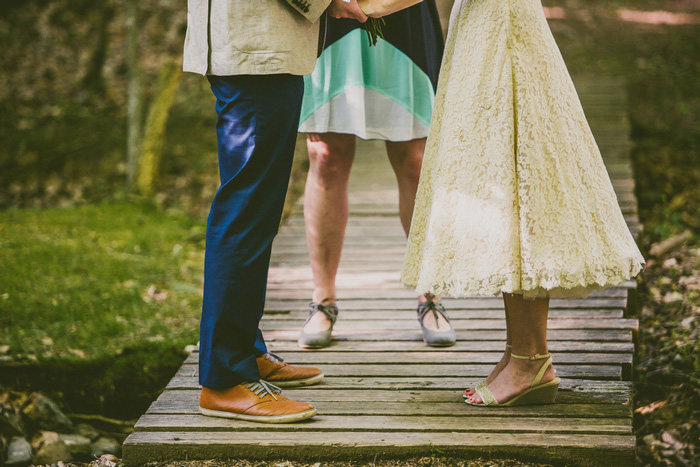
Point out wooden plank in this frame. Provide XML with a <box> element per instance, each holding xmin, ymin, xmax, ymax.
<box><xmin>178</xmin><ymin>340</ymin><xmax>636</xmax><ymax>353</ymax></box>
<box><xmin>184</xmin><ymin>351</ymin><xmax>632</xmax><ymax>366</ymax></box>
<box><xmin>263</xmin><ymin>297</ymin><xmax>630</xmax><ymax>310</ymax></box>
<box><xmin>263</xmin><ymin>287</ymin><xmax>631</xmax><ymax>300</ymax></box>
<box><xmin>166</xmin><ymin>376</ymin><xmax>630</xmax><ymax>391</ymax></box>
<box><xmin>263</xmin><ymin>308</ymin><xmax>627</xmax><ymax>319</ymax></box>
<box><xmin>259</xmin><ymin>318</ymin><xmax>639</xmax><ymax>331</ymax></box>
<box><xmin>156</xmin><ymin>384</ymin><xmax>631</xmax><ymax>403</ymax></box>
<box><xmin>259</xmin><ymin>328</ymin><xmax>634</xmax><ymax>342</ymax></box>
<box><xmin>147</xmin><ymin>391</ymin><xmax>631</xmax><ymax>416</ymax></box>
<box><xmin>133</xmin><ymin>414</ymin><xmax>631</xmax><ymax>434</ymax></box>
<box><xmin>147</xmin><ymin>400</ymin><xmax>630</xmax><ymax>418</ymax></box>
<box><xmin>175</xmin><ymin>363</ymin><xmax>621</xmax><ymax>380</ymax></box>
<box><xmin>262</xmin><ymin>340</ymin><xmax>635</xmax><ymax>353</ymax></box>
<box><xmin>122</xmin><ymin>431</ymin><xmax>635</xmax><ymax>467</ymax></box>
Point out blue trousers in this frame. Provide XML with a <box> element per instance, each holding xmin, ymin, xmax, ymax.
<box><xmin>199</xmin><ymin>74</ymin><xmax>304</xmax><ymax>389</ymax></box>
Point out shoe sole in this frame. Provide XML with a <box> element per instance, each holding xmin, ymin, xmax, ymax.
<box><xmin>199</xmin><ymin>406</ymin><xmax>317</xmax><ymax>424</ymax></box>
<box><xmin>297</xmin><ymin>341</ymin><xmax>331</xmax><ymax>349</ymax></box>
<box><xmin>424</xmin><ymin>339</ymin><xmax>456</xmax><ymax>348</ymax></box>
<box><xmin>269</xmin><ymin>373</ymin><xmax>325</xmax><ymax>388</ymax></box>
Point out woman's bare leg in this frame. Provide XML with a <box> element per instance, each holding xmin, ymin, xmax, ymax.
<box><xmin>386</xmin><ymin>138</ymin><xmax>449</xmax><ymax>331</ymax></box>
<box><xmin>467</xmin><ymin>293</ymin><xmax>556</xmax><ymax>404</ymax></box>
<box><xmin>465</xmin><ymin>297</ymin><xmax>512</xmax><ymax>395</ymax></box>
<box><xmin>302</xmin><ymin>133</ymin><xmax>356</xmax><ymax>333</ymax></box>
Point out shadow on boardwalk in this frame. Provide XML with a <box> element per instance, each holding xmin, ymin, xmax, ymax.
<box><xmin>123</xmin><ymin>76</ymin><xmax>641</xmax><ymax>467</ymax></box>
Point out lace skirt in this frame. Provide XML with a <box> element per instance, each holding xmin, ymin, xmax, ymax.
<box><xmin>401</xmin><ymin>0</ymin><xmax>644</xmax><ymax>299</ymax></box>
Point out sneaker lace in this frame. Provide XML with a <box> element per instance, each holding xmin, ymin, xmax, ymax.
<box><xmin>245</xmin><ymin>380</ymin><xmax>282</xmax><ymax>401</ymax></box>
<box><xmin>263</xmin><ymin>353</ymin><xmax>284</xmax><ymax>365</ymax></box>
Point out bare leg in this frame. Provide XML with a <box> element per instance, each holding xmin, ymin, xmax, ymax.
<box><xmin>467</xmin><ymin>293</ymin><xmax>556</xmax><ymax>404</ymax></box>
<box><xmin>465</xmin><ymin>296</ymin><xmax>512</xmax><ymax>395</ymax></box>
<box><xmin>302</xmin><ymin>133</ymin><xmax>356</xmax><ymax>333</ymax></box>
<box><xmin>386</xmin><ymin>139</ymin><xmax>449</xmax><ymax>332</ymax></box>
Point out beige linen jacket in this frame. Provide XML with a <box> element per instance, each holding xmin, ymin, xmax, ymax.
<box><xmin>184</xmin><ymin>0</ymin><xmax>332</xmax><ymax>76</ymax></box>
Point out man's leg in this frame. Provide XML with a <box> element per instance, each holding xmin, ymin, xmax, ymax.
<box><xmin>199</xmin><ymin>74</ymin><xmax>304</xmax><ymax>389</ymax></box>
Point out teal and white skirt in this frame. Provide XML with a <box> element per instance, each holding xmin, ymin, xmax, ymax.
<box><xmin>299</xmin><ymin>1</ymin><xmax>444</xmax><ymax>141</ymax></box>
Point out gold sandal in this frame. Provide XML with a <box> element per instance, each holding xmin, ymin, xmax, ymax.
<box><xmin>464</xmin><ymin>352</ymin><xmax>560</xmax><ymax>407</ymax></box>
<box><xmin>463</xmin><ymin>344</ymin><xmax>511</xmax><ymax>398</ymax></box>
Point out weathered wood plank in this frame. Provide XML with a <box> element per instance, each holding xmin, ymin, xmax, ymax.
<box><xmin>259</xmin><ymin>328</ymin><xmax>634</xmax><ymax>342</ymax></box>
<box><xmin>184</xmin><ymin>351</ymin><xmax>632</xmax><ymax>366</ymax></box>
<box><xmin>166</xmin><ymin>376</ymin><xmax>631</xmax><ymax>391</ymax></box>
<box><xmin>134</xmin><ymin>414</ymin><xmax>631</xmax><ymax>434</ymax></box>
<box><xmin>175</xmin><ymin>363</ymin><xmax>621</xmax><ymax>380</ymax></box>
<box><xmin>147</xmin><ymin>392</ymin><xmax>631</xmax><ymax>417</ymax></box>
<box><xmin>263</xmin><ymin>340</ymin><xmax>635</xmax><ymax>353</ymax></box>
<box><xmin>157</xmin><ymin>384</ymin><xmax>631</xmax><ymax>403</ymax></box>
<box><xmin>263</xmin><ymin>297</ymin><xmax>630</xmax><ymax>310</ymax></box>
<box><xmin>263</xmin><ymin>308</ymin><xmax>627</xmax><ymax>319</ymax></box>
<box><xmin>147</xmin><ymin>400</ymin><xmax>631</xmax><ymax>418</ymax></box>
<box><xmin>122</xmin><ymin>431</ymin><xmax>635</xmax><ymax>467</ymax></box>
<box><xmin>263</xmin><ymin>287</ymin><xmax>631</xmax><ymax>299</ymax></box>
<box><xmin>259</xmin><ymin>318</ymin><xmax>639</xmax><ymax>331</ymax></box>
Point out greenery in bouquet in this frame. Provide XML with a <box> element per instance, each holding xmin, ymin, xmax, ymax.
<box><xmin>363</xmin><ymin>17</ymin><xmax>386</xmax><ymax>46</ymax></box>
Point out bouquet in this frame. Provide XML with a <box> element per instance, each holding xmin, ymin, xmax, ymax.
<box><xmin>358</xmin><ymin>0</ymin><xmax>423</xmax><ymax>46</ymax></box>
<box><xmin>363</xmin><ymin>17</ymin><xmax>386</xmax><ymax>46</ymax></box>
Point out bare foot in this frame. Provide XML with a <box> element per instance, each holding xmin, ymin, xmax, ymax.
<box><xmin>418</xmin><ymin>295</ymin><xmax>450</xmax><ymax>331</ymax></box>
<box><xmin>302</xmin><ymin>298</ymin><xmax>335</xmax><ymax>334</ymax></box>
<box><xmin>466</xmin><ymin>357</ymin><xmax>557</xmax><ymax>405</ymax></box>
<box><xmin>464</xmin><ymin>347</ymin><xmax>511</xmax><ymax>397</ymax></box>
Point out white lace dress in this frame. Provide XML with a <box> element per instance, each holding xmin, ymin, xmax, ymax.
<box><xmin>401</xmin><ymin>0</ymin><xmax>645</xmax><ymax>299</ymax></box>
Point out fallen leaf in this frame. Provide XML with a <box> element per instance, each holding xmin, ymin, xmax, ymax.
<box><xmin>635</xmin><ymin>399</ymin><xmax>668</xmax><ymax>414</ymax></box>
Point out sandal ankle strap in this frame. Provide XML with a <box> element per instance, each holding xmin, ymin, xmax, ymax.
<box><xmin>510</xmin><ymin>352</ymin><xmax>554</xmax><ymax>388</ymax></box>
<box><xmin>510</xmin><ymin>352</ymin><xmax>550</xmax><ymax>360</ymax></box>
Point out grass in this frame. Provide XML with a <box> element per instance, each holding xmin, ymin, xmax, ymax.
<box><xmin>0</xmin><ymin>202</ymin><xmax>206</xmax><ymax>417</ymax></box>
<box><xmin>0</xmin><ymin>202</ymin><xmax>204</xmax><ymax>360</ymax></box>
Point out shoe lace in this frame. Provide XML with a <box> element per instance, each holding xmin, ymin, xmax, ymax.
<box><xmin>245</xmin><ymin>380</ymin><xmax>282</xmax><ymax>401</ymax></box>
<box><xmin>263</xmin><ymin>353</ymin><xmax>284</xmax><ymax>365</ymax></box>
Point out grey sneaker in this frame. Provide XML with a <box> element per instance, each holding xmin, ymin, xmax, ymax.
<box><xmin>417</xmin><ymin>298</ymin><xmax>456</xmax><ymax>347</ymax></box>
<box><xmin>298</xmin><ymin>300</ymin><xmax>338</xmax><ymax>349</ymax></box>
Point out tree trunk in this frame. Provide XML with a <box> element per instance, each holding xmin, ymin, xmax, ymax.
<box><xmin>81</xmin><ymin>0</ymin><xmax>110</xmax><ymax>94</ymax></box>
<box><xmin>126</xmin><ymin>0</ymin><xmax>142</xmax><ymax>190</ymax></box>
<box><xmin>136</xmin><ymin>60</ymin><xmax>181</xmax><ymax>197</ymax></box>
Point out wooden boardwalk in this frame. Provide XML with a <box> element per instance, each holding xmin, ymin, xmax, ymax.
<box><xmin>123</xmin><ymin>76</ymin><xmax>641</xmax><ymax>467</ymax></box>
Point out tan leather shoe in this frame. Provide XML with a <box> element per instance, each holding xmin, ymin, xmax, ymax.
<box><xmin>199</xmin><ymin>380</ymin><xmax>316</xmax><ymax>423</ymax></box>
<box><xmin>256</xmin><ymin>353</ymin><xmax>324</xmax><ymax>387</ymax></box>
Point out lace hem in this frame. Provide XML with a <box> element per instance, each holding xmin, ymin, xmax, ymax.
<box><xmin>402</xmin><ymin>258</ymin><xmax>644</xmax><ymax>300</ymax></box>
